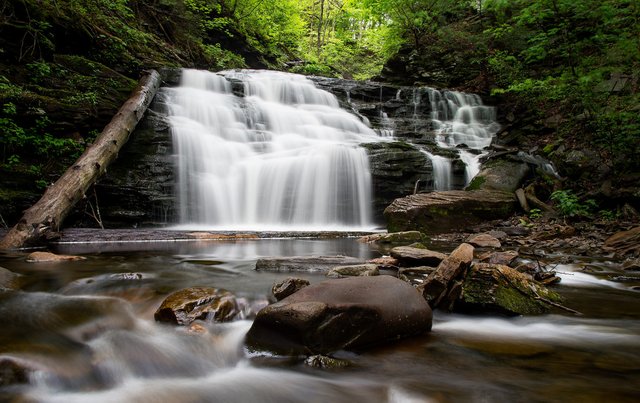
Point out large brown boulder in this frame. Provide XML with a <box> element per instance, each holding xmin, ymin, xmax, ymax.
<box><xmin>245</xmin><ymin>276</ymin><xmax>432</xmax><ymax>355</ymax></box>
<box><xmin>384</xmin><ymin>190</ymin><xmax>518</xmax><ymax>234</ymax></box>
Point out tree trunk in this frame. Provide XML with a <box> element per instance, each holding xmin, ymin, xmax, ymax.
<box><xmin>0</xmin><ymin>69</ymin><xmax>162</xmax><ymax>250</ymax></box>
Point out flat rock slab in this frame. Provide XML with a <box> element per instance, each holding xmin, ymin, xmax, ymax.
<box><xmin>245</xmin><ymin>276</ymin><xmax>432</xmax><ymax>355</ymax></box>
<box><xmin>467</xmin><ymin>233</ymin><xmax>502</xmax><ymax>248</ymax></box>
<box><xmin>327</xmin><ymin>264</ymin><xmax>379</xmax><ymax>278</ymax></box>
<box><xmin>255</xmin><ymin>256</ymin><xmax>366</xmax><ymax>273</ymax></box>
<box><xmin>390</xmin><ymin>246</ymin><xmax>447</xmax><ymax>267</ymax></box>
<box><xmin>384</xmin><ymin>190</ymin><xmax>518</xmax><ymax>234</ymax></box>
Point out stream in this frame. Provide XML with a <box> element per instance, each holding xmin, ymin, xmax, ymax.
<box><xmin>1</xmin><ymin>237</ymin><xmax>639</xmax><ymax>402</ymax></box>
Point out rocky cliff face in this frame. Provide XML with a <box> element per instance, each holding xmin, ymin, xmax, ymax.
<box><xmin>74</xmin><ymin>71</ymin><xmax>489</xmax><ymax>228</ymax></box>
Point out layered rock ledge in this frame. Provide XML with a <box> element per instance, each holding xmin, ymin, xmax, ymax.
<box><xmin>384</xmin><ymin>190</ymin><xmax>518</xmax><ymax>234</ymax></box>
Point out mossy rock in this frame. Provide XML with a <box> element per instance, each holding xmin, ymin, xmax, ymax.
<box><xmin>458</xmin><ymin>263</ymin><xmax>563</xmax><ymax>316</ymax></box>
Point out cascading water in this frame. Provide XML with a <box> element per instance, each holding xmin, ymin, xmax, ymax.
<box><xmin>427</xmin><ymin>89</ymin><xmax>500</xmax><ymax>185</ymax></box>
<box><xmin>163</xmin><ymin>69</ymin><xmax>386</xmax><ymax>231</ymax></box>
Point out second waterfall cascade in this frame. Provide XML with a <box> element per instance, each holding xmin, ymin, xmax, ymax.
<box><xmin>164</xmin><ymin>69</ymin><xmax>386</xmax><ymax>231</ymax></box>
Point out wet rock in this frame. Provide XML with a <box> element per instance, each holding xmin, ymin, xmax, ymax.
<box><xmin>25</xmin><ymin>251</ymin><xmax>86</xmax><ymax>262</ymax></box>
<box><xmin>389</xmin><ymin>246</ymin><xmax>447</xmax><ymax>267</ymax></box>
<box><xmin>466</xmin><ymin>158</ymin><xmax>530</xmax><ymax>193</ymax></box>
<box><xmin>358</xmin><ymin>231</ymin><xmax>425</xmax><ymax>245</ymax></box>
<box><xmin>255</xmin><ymin>256</ymin><xmax>365</xmax><ymax>273</ymax></box>
<box><xmin>419</xmin><ymin>243</ymin><xmax>474</xmax><ymax>308</ymax></box>
<box><xmin>467</xmin><ymin>233</ymin><xmax>502</xmax><ymax>248</ymax></box>
<box><xmin>479</xmin><ymin>250</ymin><xmax>519</xmax><ymax>266</ymax></box>
<box><xmin>384</xmin><ymin>190</ymin><xmax>518</xmax><ymax>234</ymax></box>
<box><xmin>485</xmin><ymin>230</ymin><xmax>508</xmax><ymax>240</ymax></box>
<box><xmin>622</xmin><ymin>259</ymin><xmax>640</xmax><ymax>271</ymax></box>
<box><xmin>361</xmin><ymin>141</ymin><xmax>433</xmax><ymax>219</ymax></box>
<box><xmin>0</xmin><ymin>357</ymin><xmax>31</xmax><ymax>386</ymax></box>
<box><xmin>305</xmin><ymin>355</ymin><xmax>352</xmax><ymax>369</ymax></box>
<box><xmin>154</xmin><ymin>287</ymin><xmax>239</xmax><ymax>326</ymax></box>
<box><xmin>458</xmin><ymin>263</ymin><xmax>563</xmax><ymax>316</ymax></box>
<box><xmin>245</xmin><ymin>276</ymin><xmax>432</xmax><ymax>355</ymax></box>
<box><xmin>327</xmin><ymin>264</ymin><xmax>379</xmax><ymax>278</ymax></box>
<box><xmin>0</xmin><ymin>291</ymin><xmax>136</xmax><ymax>343</ymax></box>
<box><xmin>272</xmin><ymin>278</ymin><xmax>310</xmax><ymax>301</ymax></box>
<box><xmin>532</xmin><ymin>225</ymin><xmax>576</xmax><ymax>241</ymax></box>
<box><xmin>0</xmin><ymin>267</ymin><xmax>21</xmax><ymax>290</ymax></box>
<box><xmin>604</xmin><ymin>226</ymin><xmax>640</xmax><ymax>256</ymax></box>
<box><xmin>367</xmin><ymin>256</ymin><xmax>400</xmax><ymax>267</ymax></box>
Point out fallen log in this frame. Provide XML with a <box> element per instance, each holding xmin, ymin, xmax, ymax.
<box><xmin>0</xmin><ymin>70</ymin><xmax>162</xmax><ymax>249</ymax></box>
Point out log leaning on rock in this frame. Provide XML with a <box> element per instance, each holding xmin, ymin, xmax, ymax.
<box><xmin>0</xmin><ymin>70</ymin><xmax>161</xmax><ymax>249</ymax></box>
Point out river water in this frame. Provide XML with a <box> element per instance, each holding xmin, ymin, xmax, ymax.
<box><xmin>1</xmin><ymin>237</ymin><xmax>639</xmax><ymax>402</ymax></box>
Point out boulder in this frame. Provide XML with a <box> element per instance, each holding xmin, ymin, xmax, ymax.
<box><xmin>327</xmin><ymin>264</ymin><xmax>379</xmax><ymax>278</ymax></box>
<box><xmin>272</xmin><ymin>278</ymin><xmax>310</xmax><ymax>301</ymax></box>
<box><xmin>466</xmin><ymin>159</ymin><xmax>530</xmax><ymax>192</ymax></box>
<box><xmin>245</xmin><ymin>276</ymin><xmax>432</xmax><ymax>355</ymax></box>
<box><xmin>389</xmin><ymin>246</ymin><xmax>447</xmax><ymax>267</ymax></box>
<box><xmin>419</xmin><ymin>243</ymin><xmax>474</xmax><ymax>308</ymax></box>
<box><xmin>467</xmin><ymin>233</ymin><xmax>502</xmax><ymax>248</ymax></box>
<box><xmin>154</xmin><ymin>287</ymin><xmax>239</xmax><ymax>326</ymax></box>
<box><xmin>384</xmin><ymin>190</ymin><xmax>518</xmax><ymax>234</ymax></box>
<box><xmin>25</xmin><ymin>251</ymin><xmax>86</xmax><ymax>263</ymax></box>
<box><xmin>255</xmin><ymin>256</ymin><xmax>365</xmax><ymax>273</ymax></box>
<box><xmin>457</xmin><ymin>263</ymin><xmax>563</xmax><ymax>316</ymax></box>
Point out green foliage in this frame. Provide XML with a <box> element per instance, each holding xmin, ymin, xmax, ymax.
<box><xmin>528</xmin><ymin>208</ymin><xmax>543</xmax><ymax>220</ymax></box>
<box><xmin>550</xmin><ymin>190</ymin><xmax>597</xmax><ymax>218</ymax></box>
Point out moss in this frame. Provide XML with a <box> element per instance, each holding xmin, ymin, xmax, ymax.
<box><xmin>466</xmin><ymin>176</ymin><xmax>486</xmax><ymax>190</ymax></box>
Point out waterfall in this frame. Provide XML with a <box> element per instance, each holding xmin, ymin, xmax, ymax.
<box><xmin>427</xmin><ymin>89</ymin><xmax>500</xmax><ymax>186</ymax></box>
<box><xmin>163</xmin><ymin>69</ymin><xmax>385</xmax><ymax>231</ymax></box>
<box><xmin>421</xmin><ymin>151</ymin><xmax>452</xmax><ymax>191</ymax></box>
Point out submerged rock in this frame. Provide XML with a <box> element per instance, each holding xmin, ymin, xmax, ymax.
<box><xmin>245</xmin><ymin>276</ymin><xmax>432</xmax><ymax>355</ymax></box>
<box><xmin>272</xmin><ymin>278</ymin><xmax>310</xmax><ymax>301</ymax></box>
<box><xmin>458</xmin><ymin>263</ymin><xmax>562</xmax><ymax>316</ymax></box>
<box><xmin>255</xmin><ymin>256</ymin><xmax>365</xmax><ymax>273</ymax></box>
<box><xmin>0</xmin><ymin>267</ymin><xmax>21</xmax><ymax>290</ymax></box>
<box><xmin>384</xmin><ymin>190</ymin><xmax>518</xmax><ymax>234</ymax></box>
<box><xmin>305</xmin><ymin>355</ymin><xmax>352</xmax><ymax>369</ymax></box>
<box><xmin>25</xmin><ymin>251</ymin><xmax>86</xmax><ymax>263</ymax></box>
<box><xmin>154</xmin><ymin>287</ymin><xmax>239</xmax><ymax>326</ymax></box>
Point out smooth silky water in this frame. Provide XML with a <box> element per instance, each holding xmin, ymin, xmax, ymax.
<box><xmin>1</xmin><ymin>71</ymin><xmax>638</xmax><ymax>401</ymax></box>
<box><xmin>1</xmin><ymin>239</ymin><xmax>639</xmax><ymax>402</ymax></box>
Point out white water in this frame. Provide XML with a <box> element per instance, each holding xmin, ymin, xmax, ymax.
<box><xmin>426</xmin><ymin>88</ymin><xmax>500</xmax><ymax>186</ymax></box>
<box><xmin>420</xmin><ymin>150</ymin><xmax>452</xmax><ymax>191</ymax></box>
<box><xmin>164</xmin><ymin>69</ymin><xmax>387</xmax><ymax>231</ymax></box>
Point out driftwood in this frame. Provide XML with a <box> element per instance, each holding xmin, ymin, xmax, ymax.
<box><xmin>0</xmin><ymin>70</ymin><xmax>162</xmax><ymax>249</ymax></box>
